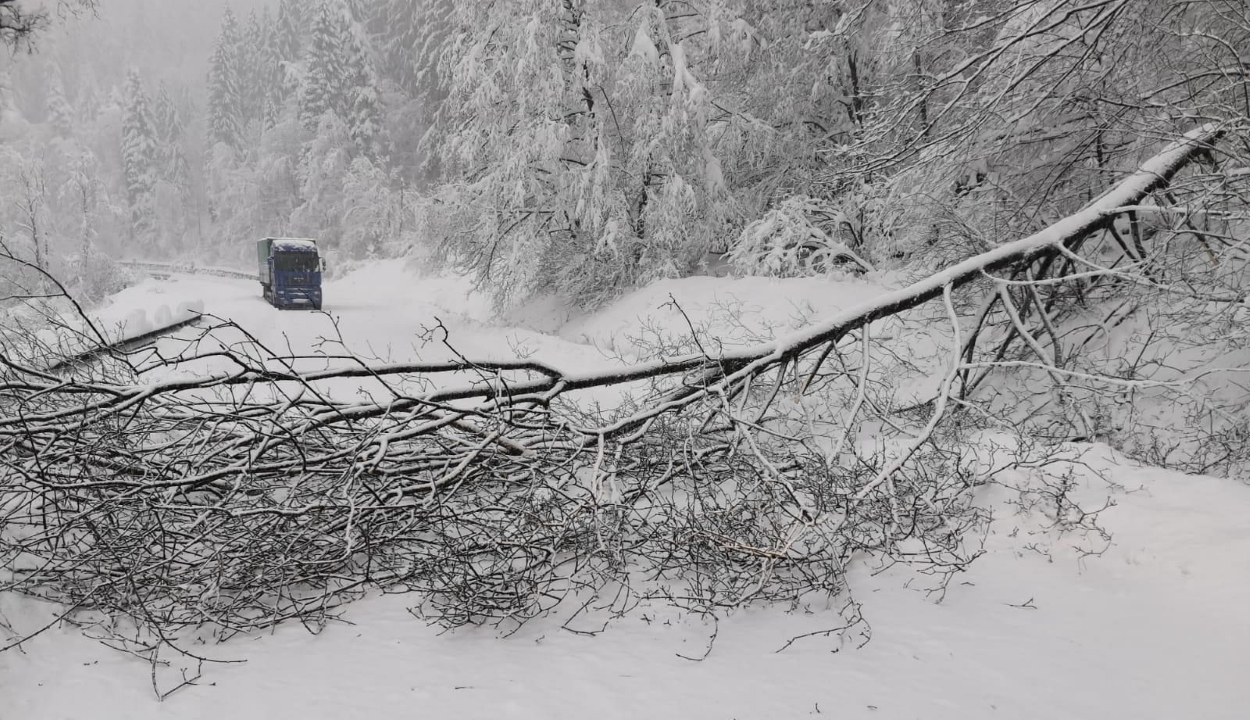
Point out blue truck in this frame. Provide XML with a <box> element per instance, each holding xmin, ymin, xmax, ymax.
<box><xmin>257</xmin><ymin>237</ymin><xmax>324</xmax><ymax>310</ymax></box>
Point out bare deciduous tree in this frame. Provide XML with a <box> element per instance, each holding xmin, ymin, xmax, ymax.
<box><xmin>0</xmin><ymin>0</ymin><xmax>95</xmax><ymax>51</ymax></box>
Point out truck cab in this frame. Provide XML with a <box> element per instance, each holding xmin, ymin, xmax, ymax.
<box><xmin>258</xmin><ymin>237</ymin><xmax>324</xmax><ymax>310</ymax></box>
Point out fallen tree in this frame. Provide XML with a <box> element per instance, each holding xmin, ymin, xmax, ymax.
<box><xmin>0</xmin><ymin>123</ymin><xmax>1241</xmax><ymax>668</ymax></box>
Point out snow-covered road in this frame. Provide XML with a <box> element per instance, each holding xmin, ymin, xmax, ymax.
<box><xmin>93</xmin><ymin>261</ymin><xmax>612</xmax><ymax>375</ymax></box>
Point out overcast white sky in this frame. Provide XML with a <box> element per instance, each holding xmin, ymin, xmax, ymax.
<box><xmin>20</xmin><ymin>0</ymin><xmax>274</xmax><ymax>97</ymax></box>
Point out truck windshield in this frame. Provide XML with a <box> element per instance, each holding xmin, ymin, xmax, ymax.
<box><xmin>274</xmin><ymin>253</ymin><xmax>319</xmax><ymax>272</ymax></box>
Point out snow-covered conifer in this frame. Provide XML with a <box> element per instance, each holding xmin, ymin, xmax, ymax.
<box><xmin>46</xmin><ymin>64</ymin><xmax>74</xmax><ymax>137</ymax></box>
<box><xmin>206</xmin><ymin>8</ymin><xmax>243</xmax><ymax>150</ymax></box>
<box><xmin>121</xmin><ymin>67</ymin><xmax>159</xmax><ymax>246</ymax></box>
<box><xmin>151</xmin><ymin>83</ymin><xmax>192</xmax><ymax>240</ymax></box>
<box><xmin>276</xmin><ymin>0</ymin><xmax>306</xmax><ymax>64</ymax></box>
<box><xmin>341</xmin><ymin>21</ymin><xmax>385</xmax><ymax>160</ymax></box>
<box><xmin>292</xmin><ymin>110</ymin><xmax>352</xmax><ymax>246</ymax></box>
<box><xmin>299</xmin><ymin>3</ymin><xmax>345</xmax><ymax>130</ymax></box>
<box><xmin>239</xmin><ymin>9</ymin><xmax>267</xmax><ymax>130</ymax></box>
<box><xmin>375</xmin><ymin>0</ymin><xmax>421</xmax><ymax>93</ymax></box>
<box><xmin>257</xmin><ymin>7</ymin><xmax>284</xmax><ymax>129</ymax></box>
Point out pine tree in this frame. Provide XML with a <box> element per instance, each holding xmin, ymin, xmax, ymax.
<box><xmin>300</xmin><ymin>2</ymin><xmax>345</xmax><ymax>129</ymax></box>
<box><xmin>75</xmin><ymin>68</ymin><xmax>100</xmax><ymax>129</ymax></box>
<box><xmin>253</xmin><ymin>7</ymin><xmax>285</xmax><ymax>129</ymax></box>
<box><xmin>206</xmin><ymin>7</ymin><xmax>243</xmax><ymax>149</ymax></box>
<box><xmin>292</xmin><ymin>111</ymin><xmax>352</xmax><ymax>244</ymax></box>
<box><xmin>340</xmin><ymin>17</ymin><xmax>385</xmax><ymax>159</ymax></box>
<box><xmin>239</xmin><ymin>9</ymin><xmax>265</xmax><ymax>129</ymax></box>
<box><xmin>152</xmin><ymin>83</ymin><xmax>178</xmax><ymax>147</ymax></box>
<box><xmin>46</xmin><ymin>64</ymin><xmax>74</xmax><ymax>137</ymax></box>
<box><xmin>378</xmin><ymin>0</ymin><xmax>450</xmax><ymax>97</ymax></box>
<box><xmin>276</xmin><ymin>0</ymin><xmax>301</xmax><ymax>62</ymax></box>
<box><xmin>121</xmin><ymin>68</ymin><xmax>159</xmax><ymax>245</ymax></box>
<box><xmin>375</xmin><ymin>0</ymin><xmax>417</xmax><ymax>93</ymax></box>
<box><xmin>295</xmin><ymin>2</ymin><xmax>387</xmax><ymax>158</ymax></box>
<box><xmin>344</xmin><ymin>0</ymin><xmax>370</xmax><ymax>25</ymax></box>
<box><xmin>152</xmin><ymin>83</ymin><xmax>191</xmax><ymax>196</ymax></box>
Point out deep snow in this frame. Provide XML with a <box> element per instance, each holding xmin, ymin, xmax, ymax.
<box><xmin>3</xmin><ymin>261</ymin><xmax>1248</xmax><ymax>719</ymax></box>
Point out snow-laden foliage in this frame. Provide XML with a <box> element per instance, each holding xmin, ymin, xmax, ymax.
<box><xmin>728</xmin><ymin>195</ymin><xmax>874</xmax><ymax>277</ymax></box>
<box><xmin>276</xmin><ymin>0</ymin><xmax>306</xmax><ymax>64</ymax></box>
<box><xmin>45</xmin><ymin>65</ymin><xmax>74</xmax><ymax>138</ymax></box>
<box><xmin>291</xmin><ymin>112</ymin><xmax>352</xmax><ymax>245</ymax></box>
<box><xmin>299</xmin><ymin>4</ymin><xmax>342</xmax><ymax>130</ymax></box>
<box><xmin>2</xmin><ymin>0</ymin><xmax>1248</xmax><ymax>305</ymax></box>
<box><xmin>206</xmin><ymin>8</ymin><xmax>243</xmax><ymax>151</ymax></box>
<box><xmin>0</xmin><ymin>0</ymin><xmax>94</xmax><ymax>51</ymax></box>
<box><xmin>299</xmin><ymin>1</ymin><xmax>384</xmax><ymax>156</ymax></box>
<box><xmin>121</xmin><ymin>68</ymin><xmax>159</xmax><ymax>247</ymax></box>
<box><xmin>427</xmin><ymin>1</ymin><xmax>749</xmax><ymax>307</ymax></box>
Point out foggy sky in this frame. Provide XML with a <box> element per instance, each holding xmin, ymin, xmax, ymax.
<box><xmin>14</xmin><ymin>0</ymin><xmax>274</xmax><ymax>98</ymax></box>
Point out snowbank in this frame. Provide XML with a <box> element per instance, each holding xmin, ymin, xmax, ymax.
<box><xmin>0</xmin><ymin>284</ymin><xmax>205</xmax><ymax>369</ymax></box>
<box><xmin>92</xmin><ymin>290</ymin><xmax>205</xmax><ymax>345</ymax></box>
<box><xmin>560</xmin><ymin>273</ymin><xmax>894</xmax><ymax>358</ymax></box>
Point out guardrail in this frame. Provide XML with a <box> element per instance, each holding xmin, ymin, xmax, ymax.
<box><xmin>119</xmin><ymin>260</ymin><xmax>256</xmax><ymax>282</ymax></box>
<box><xmin>46</xmin><ymin>313</ymin><xmax>204</xmax><ymax>373</ymax></box>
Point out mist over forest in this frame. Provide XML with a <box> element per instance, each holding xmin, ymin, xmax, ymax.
<box><xmin>2</xmin><ymin>0</ymin><xmax>430</xmax><ymax>298</ymax></box>
<box><xmin>1</xmin><ymin>0</ymin><xmax>1240</xmax><ymax>310</ymax></box>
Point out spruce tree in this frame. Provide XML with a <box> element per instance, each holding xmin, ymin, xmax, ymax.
<box><xmin>377</xmin><ymin>0</ymin><xmax>450</xmax><ymax>97</ymax></box>
<box><xmin>76</xmin><ymin>69</ymin><xmax>100</xmax><ymax>129</ymax></box>
<box><xmin>152</xmin><ymin>83</ymin><xmax>179</xmax><ymax>147</ymax></box>
<box><xmin>344</xmin><ymin>0</ymin><xmax>370</xmax><ymax>25</ymax></box>
<box><xmin>240</xmin><ymin>10</ymin><xmax>263</xmax><ymax>129</ymax></box>
<box><xmin>300</xmin><ymin>2</ymin><xmax>344</xmax><ymax>129</ymax></box>
<box><xmin>376</xmin><ymin>0</ymin><xmax>415</xmax><ymax>94</ymax></box>
<box><xmin>46</xmin><ymin>64</ymin><xmax>74</xmax><ymax>137</ymax></box>
<box><xmin>206</xmin><ymin>7</ymin><xmax>243</xmax><ymax>149</ymax></box>
<box><xmin>121</xmin><ymin>68</ymin><xmax>159</xmax><ymax>245</ymax></box>
<box><xmin>341</xmin><ymin>18</ymin><xmax>385</xmax><ymax>159</ymax></box>
<box><xmin>257</xmin><ymin>6</ymin><xmax>283</xmax><ymax>128</ymax></box>
<box><xmin>276</xmin><ymin>0</ymin><xmax>304</xmax><ymax>63</ymax></box>
<box><xmin>152</xmin><ymin>83</ymin><xmax>190</xmax><ymax>196</ymax></box>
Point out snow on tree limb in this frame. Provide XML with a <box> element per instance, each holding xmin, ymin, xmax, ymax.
<box><xmin>221</xmin><ymin>124</ymin><xmax>1226</xmax><ymax>426</ymax></box>
<box><xmin>21</xmin><ymin>125</ymin><xmax>1217</xmax><ymax>445</ymax></box>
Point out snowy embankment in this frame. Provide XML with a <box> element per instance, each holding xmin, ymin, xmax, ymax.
<box><xmin>3</xmin><ymin>261</ymin><xmax>1249</xmax><ymax>719</ymax></box>
<box><xmin>90</xmin><ymin>295</ymin><xmax>206</xmax><ymax>345</ymax></box>
<box><xmin>0</xmin><ymin>293</ymin><xmax>205</xmax><ymax>371</ymax></box>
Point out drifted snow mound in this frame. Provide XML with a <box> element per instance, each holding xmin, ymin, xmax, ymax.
<box><xmin>559</xmin><ymin>273</ymin><xmax>896</xmax><ymax>359</ymax></box>
<box><xmin>122</xmin><ymin>308</ymin><xmax>153</xmax><ymax>340</ymax></box>
<box><xmin>176</xmin><ymin>299</ymin><xmax>205</xmax><ymax>318</ymax></box>
<box><xmin>110</xmin><ymin>300</ymin><xmax>204</xmax><ymax>344</ymax></box>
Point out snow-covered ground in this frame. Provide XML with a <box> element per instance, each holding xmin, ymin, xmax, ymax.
<box><xmin>3</xmin><ymin>261</ymin><xmax>1249</xmax><ymax>719</ymax></box>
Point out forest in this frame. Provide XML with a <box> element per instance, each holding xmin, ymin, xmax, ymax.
<box><xmin>1</xmin><ymin>0</ymin><xmax>1250</xmax><ymax>709</ymax></box>
<box><xmin>0</xmin><ymin>0</ymin><xmax>1239</xmax><ymax>307</ymax></box>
